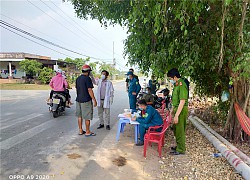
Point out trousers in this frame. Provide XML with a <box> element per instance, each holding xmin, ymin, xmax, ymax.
<box><xmin>98</xmin><ymin>100</ymin><xmax>110</xmax><ymax>125</ymax></box>
<box><xmin>173</xmin><ymin>106</ymin><xmax>188</xmax><ymax>153</ymax></box>
<box><xmin>129</xmin><ymin>94</ymin><xmax>137</xmax><ymax>110</ymax></box>
<box><xmin>139</xmin><ymin>123</ymin><xmax>155</xmax><ymax>142</ymax></box>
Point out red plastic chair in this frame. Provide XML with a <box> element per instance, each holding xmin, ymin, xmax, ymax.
<box><xmin>157</xmin><ymin>99</ymin><xmax>166</xmax><ymax>118</ymax></box>
<box><xmin>143</xmin><ymin>114</ymin><xmax>172</xmax><ymax>158</ymax></box>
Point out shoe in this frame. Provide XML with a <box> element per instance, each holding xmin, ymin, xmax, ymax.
<box><xmin>170</xmin><ymin>146</ymin><xmax>177</xmax><ymax>153</ymax></box>
<box><xmin>97</xmin><ymin>124</ymin><xmax>104</xmax><ymax>129</ymax></box>
<box><xmin>170</xmin><ymin>151</ymin><xmax>185</xmax><ymax>155</ymax></box>
<box><xmin>106</xmin><ymin>125</ymin><xmax>110</xmax><ymax>130</ymax></box>
<box><xmin>78</xmin><ymin>130</ymin><xmax>86</xmax><ymax>135</ymax></box>
<box><xmin>85</xmin><ymin>132</ymin><xmax>96</xmax><ymax>137</ymax></box>
<box><xmin>171</xmin><ymin>146</ymin><xmax>177</xmax><ymax>151</ymax></box>
<box><xmin>46</xmin><ymin>99</ymin><xmax>52</xmax><ymax>105</ymax></box>
<box><xmin>135</xmin><ymin>141</ymin><xmax>144</xmax><ymax>146</ymax></box>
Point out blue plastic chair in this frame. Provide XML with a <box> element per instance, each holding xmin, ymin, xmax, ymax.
<box><xmin>116</xmin><ymin>118</ymin><xmax>139</xmax><ymax>143</ymax></box>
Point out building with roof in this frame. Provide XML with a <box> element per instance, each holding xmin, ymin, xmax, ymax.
<box><xmin>0</xmin><ymin>52</ymin><xmax>76</xmax><ymax>79</ymax></box>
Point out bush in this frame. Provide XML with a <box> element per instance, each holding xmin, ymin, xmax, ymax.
<box><xmin>38</xmin><ymin>67</ymin><xmax>54</xmax><ymax>84</ymax></box>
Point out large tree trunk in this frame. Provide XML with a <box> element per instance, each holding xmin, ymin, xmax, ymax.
<box><xmin>224</xmin><ymin>74</ymin><xmax>250</xmax><ymax>142</ymax></box>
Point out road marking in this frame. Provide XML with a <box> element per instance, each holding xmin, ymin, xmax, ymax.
<box><xmin>0</xmin><ymin>120</ymin><xmax>55</xmax><ymax>150</ymax></box>
<box><xmin>1</xmin><ymin>113</ymin><xmax>43</xmax><ymax>124</ymax></box>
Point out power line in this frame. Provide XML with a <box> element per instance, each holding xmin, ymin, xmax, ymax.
<box><xmin>48</xmin><ymin>0</ymin><xmax>125</xmax><ymax>60</ymax></box>
<box><xmin>0</xmin><ymin>13</ymin><xmax>96</xmax><ymax>57</ymax></box>
<box><xmin>48</xmin><ymin>0</ymin><xmax>114</xmax><ymax>56</ymax></box>
<box><xmin>0</xmin><ymin>24</ymin><xmax>75</xmax><ymax>58</ymax></box>
<box><xmin>0</xmin><ymin>20</ymin><xmax>114</xmax><ymax>61</ymax></box>
<box><xmin>29</xmin><ymin>0</ymin><xmax>113</xmax><ymax>59</ymax></box>
<box><xmin>26</xmin><ymin>0</ymin><xmax>90</xmax><ymax>53</ymax></box>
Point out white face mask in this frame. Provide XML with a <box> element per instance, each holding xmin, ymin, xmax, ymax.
<box><xmin>101</xmin><ymin>74</ymin><xmax>106</xmax><ymax>80</ymax></box>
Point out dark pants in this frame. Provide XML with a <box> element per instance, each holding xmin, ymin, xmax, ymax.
<box><xmin>129</xmin><ymin>94</ymin><xmax>137</xmax><ymax>110</ymax></box>
<box><xmin>139</xmin><ymin>123</ymin><xmax>155</xmax><ymax>142</ymax></box>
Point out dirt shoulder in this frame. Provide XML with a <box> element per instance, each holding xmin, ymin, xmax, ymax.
<box><xmin>160</xmin><ymin>121</ymin><xmax>244</xmax><ymax>180</ymax></box>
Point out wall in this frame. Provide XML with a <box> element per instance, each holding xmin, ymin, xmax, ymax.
<box><xmin>0</xmin><ymin>61</ymin><xmax>24</xmax><ymax>79</ymax></box>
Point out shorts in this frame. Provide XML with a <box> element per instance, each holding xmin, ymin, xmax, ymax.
<box><xmin>76</xmin><ymin>101</ymin><xmax>93</xmax><ymax>120</ymax></box>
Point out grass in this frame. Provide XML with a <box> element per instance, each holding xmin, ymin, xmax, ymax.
<box><xmin>0</xmin><ymin>83</ymin><xmax>51</xmax><ymax>90</ymax></box>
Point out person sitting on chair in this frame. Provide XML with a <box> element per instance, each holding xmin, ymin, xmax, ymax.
<box><xmin>132</xmin><ymin>99</ymin><xmax>163</xmax><ymax>146</ymax></box>
<box><xmin>143</xmin><ymin>87</ymin><xmax>154</xmax><ymax>106</ymax></box>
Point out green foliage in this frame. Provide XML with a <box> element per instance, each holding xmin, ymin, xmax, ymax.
<box><xmin>19</xmin><ymin>59</ymin><xmax>42</xmax><ymax>76</ymax></box>
<box><xmin>37</xmin><ymin>67</ymin><xmax>54</xmax><ymax>84</ymax></box>
<box><xmin>212</xmin><ymin>100</ymin><xmax>231</xmax><ymax>125</ymax></box>
<box><xmin>72</xmin><ymin>0</ymin><xmax>250</xmax><ymax>98</ymax></box>
<box><xmin>64</xmin><ymin>57</ymin><xmax>90</xmax><ymax>70</ymax></box>
<box><xmin>99</xmin><ymin>62</ymin><xmax>119</xmax><ymax>77</ymax></box>
<box><xmin>89</xmin><ymin>61</ymin><xmax>99</xmax><ymax>77</ymax></box>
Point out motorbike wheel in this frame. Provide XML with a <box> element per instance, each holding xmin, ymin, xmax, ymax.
<box><xmin>53</xmin><ymin>111</ymin><xmax>59</xmax><ymax>118</ymax></box>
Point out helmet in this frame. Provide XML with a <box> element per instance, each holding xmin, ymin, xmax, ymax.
<box><xmin>56</xmin><ymin>69</ymin><xmax>62</xmax><ymax>74</ymax></box>
<box><xmin>82</xmin><ymin>64</ymin><xmax>92</xmax><ymax>72</ymax></box>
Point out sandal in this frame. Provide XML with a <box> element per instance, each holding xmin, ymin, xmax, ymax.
<box><xmin>79</xmin><ymin>130</ymin><xmax>86</xmax><ymax>135</ymax></box>
<box><xmin>85</xmin><ymin>132</ymin><xmax>96</xmax><ymax>137</ymax></box>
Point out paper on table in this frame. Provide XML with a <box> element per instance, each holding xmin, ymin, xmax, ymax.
<box><xmin>118</xmin><ymin>114</ymin><xmax>126</xmax><ymax>118</ymax></box>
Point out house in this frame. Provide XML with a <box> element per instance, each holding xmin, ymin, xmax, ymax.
<box><xmin>0</xmin><ymin>52</ymin><xmax>77</xmax><ymax>79</ymax></box>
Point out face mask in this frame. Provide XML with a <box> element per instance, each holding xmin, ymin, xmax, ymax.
<box><xmin>145</xmin><ymin>90</ymin><xmax>148</xmax><ymax>94</ymax></box>
<box><xmin>101</xmin><ymin>74</ymin><xmax>106</xmax><ymax>80</ymax></box>
<box><xmin>170</xmin><ymin>79</ymin><xmax>176</xmax><ymax>85</ymax></box>
<box><xmin>139</xmin><ymin>107</ymin><xmax>143</xmax><ymax>110</ymax></box>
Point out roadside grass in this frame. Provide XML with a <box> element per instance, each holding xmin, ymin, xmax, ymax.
<box><xmin>0</xmin><ymin>83</ymin><xmax>51</xmax><ymax>90</ymax></box>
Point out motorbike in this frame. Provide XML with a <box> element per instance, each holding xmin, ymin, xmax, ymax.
<box><xmin>48</xmin><ymin>92</ymin><xmax>67</xmax><ymax>118</ymax></box>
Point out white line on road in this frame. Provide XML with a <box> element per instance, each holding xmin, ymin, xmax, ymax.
<box><xmin>0</xmin><ymin>120</ymin><xmax>55</xmax><ymax>150</ymax></box>
<box><xmin>1</xmin><ymin>113</ymin><xmax>43</xmax><ymax>124</ymax></box>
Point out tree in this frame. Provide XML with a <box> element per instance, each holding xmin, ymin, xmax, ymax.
<box><xmin>37</xmin><ymin>67</ymin><xmax>54</xmax><ymax>84</ymax></box>
<box><xmin>19</xmin><ymin>59</ymin><xmax>42</xmax><ymax>76</ymax></box>
<box><xmin>99</xmin><ymin>62</ymin><xmax>119</xmax><ymax>77</ymax></box>
<box><xmin>63</xmin><ymin>57</ymin><xmax>90</xmax><ymax>70</ymax></box>
<box><xmin>71</xmin><ymin>0</ymin><xmax>250</xmax><ymax>141</ymax></box>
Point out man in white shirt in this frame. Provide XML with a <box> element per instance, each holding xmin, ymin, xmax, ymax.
<box><xmin>96</xmin><ymin>70</ymin><xmax>114</xmax><ymax>130</ymax></box>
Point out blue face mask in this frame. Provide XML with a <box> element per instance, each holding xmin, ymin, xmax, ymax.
<box><xmin>139</xmin><ymin>107</ymin><xmax>143</xmax><ymax>110</ymax></box>
<box><xmin>170</xmin><ymin>79</ymin><xmax>176</xmax><ymax>85</ymax></box>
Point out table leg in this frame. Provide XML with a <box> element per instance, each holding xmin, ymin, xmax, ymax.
<box><xmin>134</xmin><ymin>124</ymin><xmax>139</xmax><ymax>144</ymax></box>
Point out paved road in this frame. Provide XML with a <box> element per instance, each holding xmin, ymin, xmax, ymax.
<box><xmin>0</xmin><ymin>81</ymin><xmax>132</xmax><ymax>180</ymax></box>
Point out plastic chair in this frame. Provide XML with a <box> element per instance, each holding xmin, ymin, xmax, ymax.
<box><xmin>157</xmin><ymin>99</ymin><xmax>166</xmax><ymax>118</ymax></box>
<box><xmin>143</xmin><ymin>114</ymin><xmax>172</xmax><ymax>158</ymax></box>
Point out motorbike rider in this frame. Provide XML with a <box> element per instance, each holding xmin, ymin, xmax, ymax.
<box><xmin>62</xmin><ymin>71</ymin><xmax>73</xmax><ymax>107</ymax></box>
<box><xmin>48</xmin><ymin>69</ymin><xmax>68</xmax><ymax>106</ymax></box>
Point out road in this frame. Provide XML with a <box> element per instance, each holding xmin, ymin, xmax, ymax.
<box><xmin>1</xmin><ymin>80</ymin><xmax>151</xmax><ymax>180</ymax></box>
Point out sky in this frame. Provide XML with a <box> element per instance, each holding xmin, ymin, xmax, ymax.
<box><xmin>0</xmin><ymin>0</ymin><xmax>129</xmax><ymax>71</ymax></box>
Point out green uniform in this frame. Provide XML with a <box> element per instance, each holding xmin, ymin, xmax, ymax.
<box><xmin>172</xmin><ymin>78</ymin><xmax>188</xmax><ymax>153</ymax></box>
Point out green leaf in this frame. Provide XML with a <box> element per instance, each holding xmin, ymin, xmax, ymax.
<box><xmin>184</xmin><ymin>29</ymin><xmax>188</xmax><ymax>36</ymax></box>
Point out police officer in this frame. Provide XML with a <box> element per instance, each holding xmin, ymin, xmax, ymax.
<box><xmin>127</xmin><ymin>71</ymin><xmax>141</xmax><ymax>110</ymax></box>
<box><xmin>167</xmin><ymin>68</ymin><xmax>188</xmax><ymax>155</ymax></box>
<box><xmin>126</xmin><ymin>68</ymin><xmax>139</xmax><ymax>91</ymax></box>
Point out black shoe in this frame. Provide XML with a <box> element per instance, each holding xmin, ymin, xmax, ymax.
<box><xmin>170</xmin><ymin>146</ymin><xmax>177</xmax><ymax>153</ymax></box>
<box><xmin>97</xmin><ymin>124</ymin><xmax>104</xmax><ymax>129</ymax></box>
<box><xmin>135</xmin><ymin>141</ymin><xmax>144</xmax><ymax>146</ymax></box>
<box><xmin>106</xmin><ymin>125</ymin><xmax>110</xmax><ymax>130</ymax></box>
<box><xmin>171</xmin><ymin>151</ymin><xmax>185</xmax><ymax>155</ymax></box>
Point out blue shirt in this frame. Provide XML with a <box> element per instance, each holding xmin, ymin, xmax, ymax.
<box><xmin>76</xmin><ymin>74</ymin><xmax>94</xmax><ymax>103</ymax></box>
<box><xmin>128</xmin><ymin>78</ymin><xmax>141</xmax><ymax>95</ymax></box>
<box><xmin>136</xmin><ymin>105</ymin><xmax>163</xmax><ymax>125</ymax></box>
